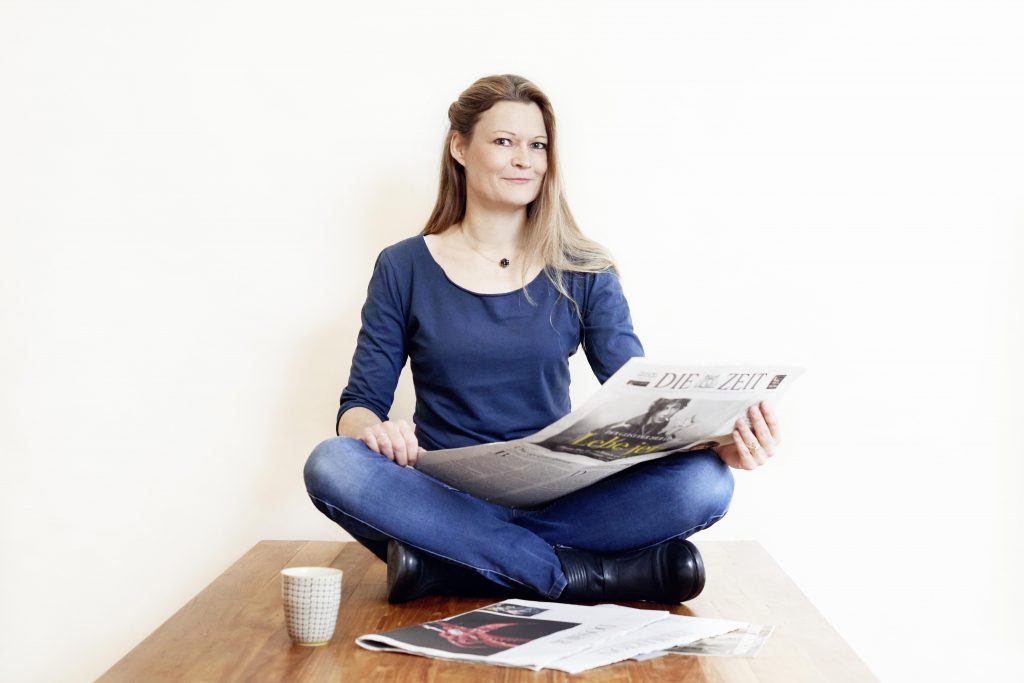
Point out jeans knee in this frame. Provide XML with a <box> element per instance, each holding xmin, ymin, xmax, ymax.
<box><xmin>705</xmin><ymin>453</ymin><xmax>735</xmax><ymax>517</ymax></box>
<box><xmin>303</xmin><ymin>436</ymin><xmax>366</xmax><ymax>498</ymax></box>
<box><xmin>678</xmin><ymin>450</ymin><xmax>735</xmax><ymax>521</ymax></box>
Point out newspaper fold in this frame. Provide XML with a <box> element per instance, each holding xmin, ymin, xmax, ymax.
<box><xmin>416</xmin><ymin>358</ymin><xmax>804</xmax><ymax>507</ymax></box>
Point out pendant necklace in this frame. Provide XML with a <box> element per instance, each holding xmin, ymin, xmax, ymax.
<box><xmin>460</xmin><ymin>226</ymin><xmax>517</xmax><ymax>269</ymax></box>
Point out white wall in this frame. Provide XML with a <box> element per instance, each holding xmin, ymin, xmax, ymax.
<box><xmin>2</xmin><ymin>1</ymin><xmax>1021</xmax><ymax>680</ymax></box>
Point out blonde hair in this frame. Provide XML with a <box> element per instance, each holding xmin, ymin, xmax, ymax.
<box><xmin>421</xmin><ymin>74</ymin><xmax>619</xmax><ymax>318</ymax></box>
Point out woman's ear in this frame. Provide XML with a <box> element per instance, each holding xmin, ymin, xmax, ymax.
<box><xmin>450</xmin><ymin>133</ymin><xmax>465</xmax><ymax>167</ymax></box>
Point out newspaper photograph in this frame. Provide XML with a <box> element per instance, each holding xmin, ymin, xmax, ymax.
<box><xmin>354</xmin><ymin>599</ymin><xmax>746</xmax><ymax>674</ymax></box>
<box><xmin>415</xmin><ymin>358</ymin><xmax>804</xmax><ymax>508</ymax></box>
<box><xmin>355</xmin><ymin>599</ymin><xmax>669</xmax><ymax>672</ymax></box>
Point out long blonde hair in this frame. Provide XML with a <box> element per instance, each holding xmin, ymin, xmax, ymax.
<box><xmin>421</xmin><ymin>74</ymin><xmax>619</xmax><ymax>318</ymax></box>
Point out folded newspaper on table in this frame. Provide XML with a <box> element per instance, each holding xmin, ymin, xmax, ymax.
<box><xmin>416</xmin><ymin>358</ymin><xmax>804</xmax><ymax>507</ymax></box>
<box><xmin>664</xmin><ymin>622</ymin><xmax>775</xmax><ymax>658</ymax></box>
<box><xmin>355</xmin><ymin>599</ymin><xmax>751</xmax><ymax>674</ymax></box>
<box><xmin>632</xmin><ymin>622</ymin><xmax>776</xmax><ymax>661</ymax></box>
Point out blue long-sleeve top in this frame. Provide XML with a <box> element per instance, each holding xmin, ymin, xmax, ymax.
<box><xmin>337</xmin><ymin>235</ymin><xmax>645</xmax><ymax>450</ymax></box>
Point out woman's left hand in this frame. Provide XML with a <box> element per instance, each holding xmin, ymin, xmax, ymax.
<box><xmin>712</xmin><ymin>400</ymin><xmax>781</xmax><ymax>470</ymax></box>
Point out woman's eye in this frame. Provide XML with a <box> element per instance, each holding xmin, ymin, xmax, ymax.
<box><xmin>494</xmin><ymin>138</ymin><xmax>547</xmax><ymax>150</ymax></box>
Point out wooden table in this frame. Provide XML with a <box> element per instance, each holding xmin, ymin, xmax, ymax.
<box><xmin>99</xmin><ymin>541</ymin><xmax>878</xmax><ymax>682</ymax></box>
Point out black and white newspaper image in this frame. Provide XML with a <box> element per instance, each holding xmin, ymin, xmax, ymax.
<box><xmin>533</xmin><ymin>394</ymin><xmax>743</xmax><ymax>461</ymax></box>
<box><xmin>414</xmin><ymin>358</ymin><xmax>804</xmax><ymax>508</ymax></box>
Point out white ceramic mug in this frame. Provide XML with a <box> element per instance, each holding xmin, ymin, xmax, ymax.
<box><xmin>280</xmin><ymin>566</ymin><xmax>343</xmax><ymax>646</ymax></box>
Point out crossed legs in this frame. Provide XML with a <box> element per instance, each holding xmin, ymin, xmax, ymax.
<box><xmin>303</xmin><ymin>436</ymin><xmax>734</xmax><ymax>600</ymax></box>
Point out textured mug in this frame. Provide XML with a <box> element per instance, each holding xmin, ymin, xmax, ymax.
<box><xmin>280</xmin><ymin>566</ymin><xmax>343</xmax><ymax>646</ymax></box>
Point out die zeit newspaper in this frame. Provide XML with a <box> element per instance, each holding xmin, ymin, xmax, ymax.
<box><xmin>414</xmin><ymin>358</ymin><xmax>804</xmax><ymax>508</ymax></box>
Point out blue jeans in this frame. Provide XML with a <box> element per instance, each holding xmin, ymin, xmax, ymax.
<box><xmin>303</xmin><ymin>437</ymin><xmax>734</xmax><ymax>600</ymax></box>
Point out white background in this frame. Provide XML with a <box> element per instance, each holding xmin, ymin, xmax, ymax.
<box><xmin>2</xmin><ymin>1</ymin><xmax>1021</xmax><ymax>680</ymax></box>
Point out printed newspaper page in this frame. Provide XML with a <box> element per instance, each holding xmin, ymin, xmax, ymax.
<box><xmin>355</xmin><ymin>599</ymin><xmax>668</xmax><ymax>672</ymax></box>
<box><xmin>545</xmin><ymin>611</ymin><xmax>748</xmax><ymax>674</ymax></box>
<box><xmin>354</xmin><ymin>599</ymin><xmax>745</xmax><ymax>674</ymax></box>
<box><xmin>415</xmin><ymin>358</ymin><xmax>804</xmax><ymax>508</ymax></box>
<box><xmin>631</xmin><ymin>623</ymin><xmax>776</xmax><ymax>661</ymax></box>
<box><xmin>663</xmin><ymin>623</ymin><xmax>775</xmax><ymax>658</ymax></box>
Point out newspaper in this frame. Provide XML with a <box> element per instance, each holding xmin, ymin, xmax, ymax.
<box><xmin>547</xmin><ymin>609</ymin><xmax>753</xmax><ymax>674</ymax></box>
<box><xmin>355</xmin><ymin>599</ymin><xmax>748</xmax><ymax>674</ymax></box>
<box><xmin>632</xmin><ymin>623</ymin><xmax>775</xmax><ymax>661</ymax></box>
<box><xmin>415</xmin><ymin>358</ymin><xmax>804</xmax><ymax>507</ymax></box>
<box><xmin>664</xmin><ymin>622</ymin><xmax>775</xmax><ymax>657</ymax></box>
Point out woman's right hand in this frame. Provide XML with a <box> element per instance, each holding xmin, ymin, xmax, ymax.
<box><xmin>359</xmin><ymin>419</ymin><xmax>425</xmax><ymax>467</ymax></box>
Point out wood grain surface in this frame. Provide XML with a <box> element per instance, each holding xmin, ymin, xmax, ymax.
<box><xmin>98</xmin><ymin>540</ymin><xmax>878</xmax><ymax>682</ymax></box>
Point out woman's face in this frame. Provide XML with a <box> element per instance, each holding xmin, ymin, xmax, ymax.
<box><xmin>451</xmin><ymin>101</ymin><xmax>549</xmax><ymax>211</ymax></box>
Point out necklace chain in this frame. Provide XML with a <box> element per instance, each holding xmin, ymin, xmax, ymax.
<box><xmin>459</xmin><ymin>226</ymin><xmax>518</xmax><ymax>269</ymax></box>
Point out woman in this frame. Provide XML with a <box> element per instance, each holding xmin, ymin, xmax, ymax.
<box><xmin>303</xmin><ymin>74</ymin><xmax>781</xmax><ymax>605</ymax></box>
